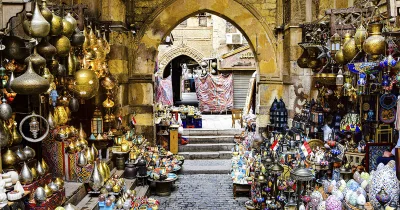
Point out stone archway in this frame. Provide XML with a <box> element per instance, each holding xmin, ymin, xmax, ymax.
<box><xmin>158</xmin><ymin>45</ymin><xmax>204</xmax><ymax>74</ymax></box>
<box><xmin>131</xmin><ymin>0</ymin><xmax>280</xmax><ymax>78</ymax></box>
<box><xmin>128</xmin><ymin>0</ymin><xmax>284</xmax><ymax>140</ymax></box>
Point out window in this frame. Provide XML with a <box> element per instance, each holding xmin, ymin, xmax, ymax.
<box><xmin>198</xmin><ymin>13</ymin><xmax>207</xmax><ymax>27</ymax></box>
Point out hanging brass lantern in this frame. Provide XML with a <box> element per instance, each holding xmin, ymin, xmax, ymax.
<box><xmin>335</xmin><ymin>47</ymin><xmax>346</xmax><ymax>65</ymax></box>
<box><xmin>62</xmin><ymin>18</ymin><xmax>74</xmax><ymax>38</ymax></box>
<box><xmin>37</xmin><ymin>37</ymin><xmax>57</xmax><ymax>59</ymax></box>
<box><xmin>64</xmin><ymin>13</ymin><xmax>77</xmax><ymax>30</ymax></box>
<box><xmin>90</xmin><ymin>107</ymin><xmax>103</xmax><ymax>138</ymax></box>
<box><xmin>102</xmin><ymin>98</ymin><xmax>114</xmax><ymax>108</ymax></box>
<box><xmin>50</xmin><ymin>11</ymin><xmax>62</xmax><ymax>36</ymax></box>
<box><xmin>73</xmin><ymin>68</ymin><xmax>99</xmax><ymax>100</ymax></box>
<box><xmin>68</xmin><ymin>51</ymin><xmax>76</xmax><ymax>76</ymax></box>
<box><xmin>342</xmin><ymin>33</ymin><xmax>358</xmax><ymax>62</ymax></box>
<box><xmin>354</xmin><ymin>24</ymin><xmax>367</xmax><ymax>51</ymax></box>
<box><xmin>40</xmin><ymin>0</ymin><xmax>52</xmax><ymax>22</ymax></box>
<box><xmin>24</xmin><ymin>1</ymin><xmax>50</xmax><ymax>38</ymax></box>
<box><xmin>71</xmin><ymin>28</ymin><xmax>85</xmax><ymax>46</ymax></box>
<box><xmin>52</xmin><ymin>35</ymin><xmax>71</xmax><ymax>57</ymax></box>
<box><xmin>24</xmin><ymin>47</ymin><xmax>46</xmax><ymax>72</ymax></box>
<box><xmin>11</xmin><ymin>60</ymin><xmax>50</xmax><ymax>95</ymax></box>
<box><xmin>363</xmin><ymin>23</ymin><xmax>386</xmax><ymax>60</ymax></box>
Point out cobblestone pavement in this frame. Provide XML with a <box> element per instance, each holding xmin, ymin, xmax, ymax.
<box><xmin>153</xmin><ymin>174</ymin><xmax>248</xmax><ymax>210</ymax></box>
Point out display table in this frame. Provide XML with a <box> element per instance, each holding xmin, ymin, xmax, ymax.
<box><xmin>233</xmin><ymin>183</ymin><xmax>251</xmax><ymax>198</ymax></box>
<box><xmin>149</xmin><ymin>177</ymin><xmax>178</xmax><ymax>196</ymax></box>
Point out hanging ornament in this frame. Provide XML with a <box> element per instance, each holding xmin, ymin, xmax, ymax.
<box><xmin>0</xmin><ymin>98</ymin><xmax>12</xmax><ymax>120</ymax></box>
<box><xmin>23</xmin><ymin>1</ymin><xmax>50</xmax><ymax>38</ymax></box>
<box><xmin>69</xmin><ymin>97</ymin><xmax>79</xmax><ymax>112</ymax></box>
<box><xmin>11</xmin><ymin>60</ymin><xmax>50</xmax><ymax>95</ymax></box>
<box><xmin>49</xmin><ymin>90</ymin><xmax>58</xmax><ymax>107</ymax></box>
<box><xmin>19</xmin><ymin>111</ymin><xmax>50</xmax><ymax>142</ymax></box>
<box><xmin>73</xmin><ymin>66</ymin><xmax>99</xmax><ymax>100</ymax></box>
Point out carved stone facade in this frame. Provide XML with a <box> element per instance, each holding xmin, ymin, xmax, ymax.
<box><xmin>158</xmin><ymin>45</ymin><xmax>205</xmax><ymax>74</ymax></box>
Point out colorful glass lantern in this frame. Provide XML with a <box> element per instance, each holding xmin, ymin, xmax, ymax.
<box><xmin>330</xmin><ymin>33</ymin><xmax>341</xmax><ymax>54</ymax></box>
<box><xmin>90</xmin><ymin>107</ymin><xmax>103</xmax><ymax>139</ymax></box>
<box><xmin>336</xmin><ymin>68</ymin><xmax>344</xmax><ymax>86</ymax></box>
<box><xmin>49</xmin><ymin>90</ymin><xmax>58</xmax><ymax>107</ymax></box>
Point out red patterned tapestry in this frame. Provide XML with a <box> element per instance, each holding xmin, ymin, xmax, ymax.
<box><xmin>156</xmin><ymin>75</ymin><xmax>174</xmax><ymax>105</ymax></box>
<box><xmin>195</xmin><ymin>74</ymin><xmax>234</xmax><ymax>112</ymax></box>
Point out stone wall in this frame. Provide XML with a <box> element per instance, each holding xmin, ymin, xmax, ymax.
<box><xmin>130</xmin><ymin>0</ymin><xmax>278</xmax><ymax>33</ymax></box>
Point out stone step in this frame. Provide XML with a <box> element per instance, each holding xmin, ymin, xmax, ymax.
<box><xmin>181</xmin><ymin>159</ymin><xmax>231</xmax><ymax>174</ymax></box>
<box><xmin>178</xmin><ymin>151</ymin><xmax>232</xmax><ymax>159</ymax></box>
<box><xmin>63</xmin><ymin>182</ymin><xmax>86</xmax><ymax>206</ymax></box>
<box><xmin>182</xmin><ymin>128</ymin><xmax>243</xmax><ymax>136</ymax></box>
<box><xmin>181</xmin><ymin>135</ymin><xmax>234</xmax><ymax>144</ymax></box>
<box><xmin>179</xmin><ymin>143</ymin><xmax>235</xmax><ymax>152</ymax></box>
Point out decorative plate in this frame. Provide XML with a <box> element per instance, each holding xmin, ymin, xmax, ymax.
<box><xmin>379</xmin><ymin>108</ymin><xmax>395</xmax><ymax>124</ymax></box>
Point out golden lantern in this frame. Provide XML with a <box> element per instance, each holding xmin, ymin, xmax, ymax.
<box><xmin>73</xmin><ymin>66</ymin><xmax>99</xmax><ymax>100</ymax></box>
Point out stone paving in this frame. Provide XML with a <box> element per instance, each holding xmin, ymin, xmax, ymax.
<box><xmin>153</xmin><ymin>174</ymin><xmax>248</xmax><ymax>210</ymax></box>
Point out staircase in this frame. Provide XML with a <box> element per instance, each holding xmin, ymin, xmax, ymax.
<box><xmin>178</xmin><ymin>128</ymin><xmax>243</xmax><ymax>174</ymax></box>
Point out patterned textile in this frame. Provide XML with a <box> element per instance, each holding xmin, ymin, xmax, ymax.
<box><xmin>156</xmin><ymin>75</ymin><xmax>174</xmax><ymax>105</ymax></box>
<box><xmin>42</xmin><ymin>135</ymin><xmax>93</xmax><ymax>182</ymax></box>
<box><xmin>195</xmin><ymin>74</ymin><xmax>234</xmax><ymax>112</ymax></box>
